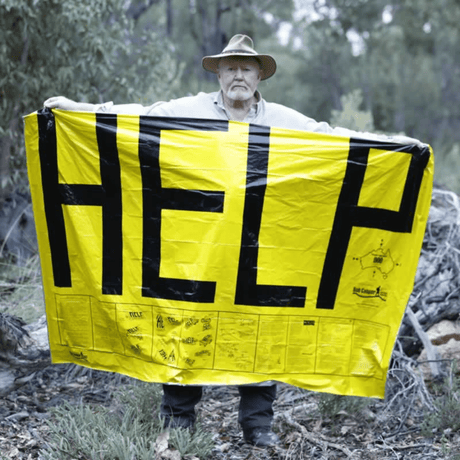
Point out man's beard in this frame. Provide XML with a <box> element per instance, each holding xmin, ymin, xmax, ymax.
<box><xmin>227</xmin><ymin>88</ymin><xmax>253</xmax><ymax>101</ymax></box>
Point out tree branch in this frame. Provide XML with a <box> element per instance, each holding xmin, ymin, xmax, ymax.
<box><xmin>125</xmin><ymin>0</ymin><xmax>161</xmax><ymax>21</ymax></box>
<box><xmin>0</xmin><ymin>313</ymin><xmax>51</xmax><ymax>397</ymax></box>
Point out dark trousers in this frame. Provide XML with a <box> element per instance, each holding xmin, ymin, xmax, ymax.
<box><xmin>161</xmin><ymin>384</ymin><xmax>277</xmax><ymax>430</ymax></box>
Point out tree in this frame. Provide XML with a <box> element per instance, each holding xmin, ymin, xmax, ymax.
<box><xmin>330</xmin><ymin>89</ymin><xmax>374</xmax><ymax>132</ymax></box>
<box><xmin>307</xmin><ymin>0</ymin><xmax>460</xmax><ymax>147</ymax></box>
<box><xmin>292</xmin><ymin>18</ymin><xmax>355</xmax><ymax>122</ymax></box>
<box><xmin>129</xmin><ymin>0</ymin><xmax>295</xmax><ymax>92</ymax></box>
<box><xmin>0</xmin><ymin>0</ymin><xmax>181</xmax><ymax>206</ymax></box>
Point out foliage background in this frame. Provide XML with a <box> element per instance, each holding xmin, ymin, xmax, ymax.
<box><xmin>1</xmin><ymin>0</ymin><xmax>459</xmax><ymax>201</ymax></box>
<box><xmin>1</xmin><ymin>3</ymin><xmax>460</xmax><ymax>457</ymax></box>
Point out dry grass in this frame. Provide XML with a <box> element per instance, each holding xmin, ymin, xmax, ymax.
<box><xmin>0</xmin><ymin>254</ymin><xmax>44</xmax><ymax>323</ymax></box>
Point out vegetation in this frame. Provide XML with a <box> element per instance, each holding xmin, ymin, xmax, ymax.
<box><xmin>2</xmin><ymin>0</ymin><xmax>460</xmax><ymax>199</ymax></box>
<box><xmin>421</xmin><ymin>363</ymin><xmax>460</xmax><ymax>438</ymax></box>
<box><xmin>1</xmin><ymin>1</ymin><xmax>460</xmax><ymax>458</ymax></box>
<box><xmin>1</xmin><ymin>231</ymin><xmax>459</xmax><ymax>457</ymax></box>
<box><xmin>39</xmin><ymin>382</ymin><xmax>214</xmax><ymax>460</ymax></box>
<box><xmin>317</xmin><ymin>393</ymin><xmax>371</xmax><ymax>421</ymax></box>
<box><xmin>0</xmin><ymin>0</ymin><xmax>181</xmax><ymax>204</ymax></box>
<box><xmin>0</xmin><ymin>255</ymin><xmax>43</xmax><ymax>322</ymax></box>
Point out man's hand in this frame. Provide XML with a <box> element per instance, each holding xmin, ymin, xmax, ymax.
<box><xmin>43</xmin><ymin>97</ymin><xmax>95</xmax><ymax>112</ymax></box>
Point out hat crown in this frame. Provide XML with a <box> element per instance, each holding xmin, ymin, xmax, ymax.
<box><xmin>222</xmin><ymin>34</ymin><xmax>257</xmax><ymax>56</ymax></box>
<box><xmin>202</xmin><ymin>34</ymin><xmax>277</xmax><ymax>80</ymax></box>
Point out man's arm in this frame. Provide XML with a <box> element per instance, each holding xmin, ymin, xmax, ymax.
<box><xmin>44</xmin><ymin>96</ymin><xmax>96</xmax><ymax>112</ymax></box>
<box><xmin>43</xmin><ymin>96</ymin><xmax>164</xmax><ymax>115</ymax></box>
<box><xmin>329</xmin><ymin>125</ymin><xmax>428</xmax><ymax>149</ymax></box>
<box><xmin>264</xmin><ymin>103</ymin><xmax>428</xmax><ymax>148</ymax></box>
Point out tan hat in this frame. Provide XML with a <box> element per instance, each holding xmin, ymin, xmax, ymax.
<box><xmin>202</xmin><ymin>34</ymin><xmax>277</xmax><ymax>80</ymax></box>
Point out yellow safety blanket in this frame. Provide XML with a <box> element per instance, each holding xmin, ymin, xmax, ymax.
<box><xmin>24</xmin><ymin>109</ymin><xmax>433</xmax><ymax>398</ymax></box>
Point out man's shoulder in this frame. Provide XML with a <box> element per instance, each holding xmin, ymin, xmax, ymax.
<box><xmin>147</xmin><ymin>92</ymin><xmax>218</xmax><ymax>117</ymax></box>
<box><xmin>264</xmin><ymin>100</ymin><xmax>311</xmax><ymax>118</ymax></box>
<box><xmin>170</xmin><ymin>91</ymin><xmax>217</xmax><ymax>104</ymax></box>
<box><xmin>260</xmin><ymin>99</ymin><xmax>324</xmax><ymax>131</ymax></box>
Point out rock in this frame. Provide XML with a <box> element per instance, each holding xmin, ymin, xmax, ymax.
<box><xmin>425</xmin><ymin>320</ymin><xmax>460</xmax><ymax>345</ymax></box>
<box><xmin>418</xmin><ymin>320</ymin><xmax>460</xmax><ymax>379</ymax></box>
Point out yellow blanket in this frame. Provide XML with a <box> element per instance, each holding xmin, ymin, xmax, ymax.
<box><xmin>24</xmin><ymin>109</ymin><xmax>433</xmax><ymax>398</ymax></box>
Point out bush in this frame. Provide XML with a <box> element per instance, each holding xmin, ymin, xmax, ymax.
<box><xmin>330</xmin><ymin>89</ymin><xmax>375</xmax><ymax>133</ymax></box>
<box><xmin>318</xmin><ymin>393</ymin><xmax>370</xmax><ymax>420</ymax></box>
<box><xmin>421</xmin><ymin>363</ymin><xmax>460</xmax><ymax>437</ymax></box>
<box><xmin>433</xmin><ymin>143</ymin><xmax>460</xmax><ymax>194</ymax></box>
<box><xmin>0</xmin><ymin>0</ymin><xmax>182</xmax><ymax>198</ymax></box>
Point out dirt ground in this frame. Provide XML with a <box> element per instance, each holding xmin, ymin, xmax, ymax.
<box><xmin>1</xmin><ymin>364</ymin><xmax>459</xmax><ymax>460</ymax></box>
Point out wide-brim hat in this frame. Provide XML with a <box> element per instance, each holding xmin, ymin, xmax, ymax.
<box><xmin>202</xmin><ymin>34</ymin><xmax>277</xmax><ymax>80</ymax></box>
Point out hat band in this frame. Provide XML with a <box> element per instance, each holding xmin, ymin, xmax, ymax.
<box><xmin>222</xmin><ymin>49</ymin><xmax>257</xmax><ymax>55</ymax></box>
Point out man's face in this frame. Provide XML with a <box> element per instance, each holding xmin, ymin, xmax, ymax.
<box><xmin>218</xmin><ymin>56</ymin><xmax>261</xmax><ymax>102</ymax></box>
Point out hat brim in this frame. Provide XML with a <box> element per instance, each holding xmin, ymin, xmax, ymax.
<box><xmin>202</xmin><ymin>53</ymin><xmax>277</xmax><ymax>80</ymax></box>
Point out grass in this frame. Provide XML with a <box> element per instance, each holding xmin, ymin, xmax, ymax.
<box><xmin>39</xmin><ymin>381</ymin><xmax>215</xmax><ymax>460</ymax></box>
<box><xmin>0</xmin><ymin>254</ymin><xmax>45</xmax><ymax>323</ymax></box>
<box><xmin>2</xmin><ymin>232</ymin><xmax>459</xmax><ymax>458</ymax></box>
<box><xmin>421</xmin><ymin>362</ymin><xmax>460</xmax><ymax>438</ymax></box>
<box><xmin>0</xmin><ymin>252</ymin><xmax>214</xmax><ymax>459</ymax></box>
<box><xmin>317</xmin><ymin>392</ymin><xmax>371</xmax><ymax>421</ymax></box>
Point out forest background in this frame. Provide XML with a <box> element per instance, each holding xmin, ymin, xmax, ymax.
<box><xmin>1</xmin><ymin>2</ymin><xmax>460</xmax><ymax>458</ymax></box>
<box><xmin>1</xmin><ymin>0</ymin><xmax>459</xmax><ymax>205</ymax></box>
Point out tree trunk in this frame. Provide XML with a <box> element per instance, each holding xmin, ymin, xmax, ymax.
<box><xmin>0</xmin><ymin>115</ymin><xmax>19</xmax><ymax>208</ymax></box>
<box><xmin>0</xmin><ymin>36</ymin><xmax>29</xmax><ymax>209</ymax></box>
<box><xmin>166</xmin><ymin>0</ymin><xmax>173</xmax><ymax>36</ymax></box>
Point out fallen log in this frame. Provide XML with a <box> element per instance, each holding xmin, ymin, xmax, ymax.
<box><xmin>400</xmin><ymin>187</ymin><xmax>460</xmax><ymax>359</ymax></box>
<box><xmin>0</xmin><ymin>313</ymin><xmax>50</xmax><ymax>397</ymax></box>
<box><xmin>405</xmin><ymin>304</ymin><xmax>443</xmax><ymax>379</ymax></box>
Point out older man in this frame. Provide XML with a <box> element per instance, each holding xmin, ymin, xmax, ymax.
<box><xmin>45</xmin><ymin>34</ymin><xmax>356</xmax><ymax>132</ymax></box>
<box><xmin>44</xmin><ymin>34</ymin><xmax>422</xmax><ymax>447</ymax></box>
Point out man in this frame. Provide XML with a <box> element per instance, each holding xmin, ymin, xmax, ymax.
<box><xmin>44</xmin><ymin>34</ymin><xmax>375</xmax><ymax>133</ymax></box>
<box><xmin>44</xmin><ymin>34</ymin><xmax>423</xmax><ymax>447</ymax></box>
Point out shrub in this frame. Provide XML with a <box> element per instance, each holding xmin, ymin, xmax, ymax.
<box><xmin>39</xmin><ymin>381</ymin><xmax>214</xmax><ymax>460</ymax></box>
<box><xmin>421</xmin><ymin>362</ymin><xmax>460</xmax><ymax>437</ymax></box>
<box><xmin>318</xmin><ymin>392</ymin><xmax>370</xmax><ymax>420</ymax></box>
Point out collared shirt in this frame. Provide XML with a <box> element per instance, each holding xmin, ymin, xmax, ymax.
<box><xmin>96</xmin><ymin>90</ymin><xmax>352</xmax><ymax>136</ymax></box>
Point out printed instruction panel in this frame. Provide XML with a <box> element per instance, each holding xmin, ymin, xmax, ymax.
<box><xmin>55</xmin><ymin>294</ymin><xmax>389</xmax><ymax>380</ymax></box>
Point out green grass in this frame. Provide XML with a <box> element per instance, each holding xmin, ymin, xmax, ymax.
<box><xmin>0</xmin><ymin>253</ymin><xmax>214</xmax><ymax>459</ymax></box>
<box><xmin>421</xmin><ymin>363</ymin><xmax>460</xmax><ymax>437</ymax></box>
<box><xmin>317</xmin><ymin>392</ymin><xmax>371</xmax><ymax>420</ymax></box>
<box><xmin>39</xmin><ymin>381</ymin><xmax>214</xmax><ymax>460</ymax></box>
